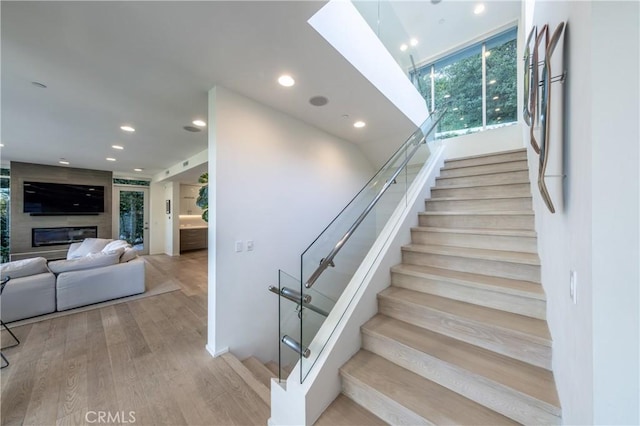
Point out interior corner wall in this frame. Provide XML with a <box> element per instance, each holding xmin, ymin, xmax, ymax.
<box><xmin>207</xmin><ymin>86</ymin><xmax>374</xmax><ymax>362</ymax></box>
<box><xmin>590</xmin><ymin>2</ymin><xmax>639</xmax><ymax>424</ymax></box>
<box><xmin>443</xmin><ymin>124</ymin><xmax>525</xmax><ymax>159</ymax></box>
<box><xmin>529</xmin><ymin>2</ymin><xmax>639</xmax><ymax>424</ymax></box>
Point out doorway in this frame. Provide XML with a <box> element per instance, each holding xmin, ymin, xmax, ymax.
<box><xmin>113</xmin><ymin>185</ymin><xmax>150</xmax><ymax>255</ymax></box>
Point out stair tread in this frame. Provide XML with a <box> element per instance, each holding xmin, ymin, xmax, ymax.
<box><xmin>314</xmin><ymin>394</ymin><xmax>387</xmax><ymax>426</ymax></box>
<box><xmin>444</xmin><ymin>148</ymin><xmax>526</xmax><ymax>163</ymax></box>
<box><xmin>341</xmin><ymin>350</ymin><xmax>517</xmax><ymax>425</ymax></box>
<box><xmin>432</xmin><ymin>182</ymin><xmax>531</xmax><ymax>191</ymax></box>
<box><xmin>412</xmin><ymin>226</ymin><xmax>537</xmax><ymax>238</ymax></box>
<box><xmin>403</xmin><ymin>243</ymin><xmax>541</xmax><ymax>266</ymax></box>
<box><xmin>437</xmin><ymin>168</ymin><xmax>529</xmax><ymax>180</ymax></box>
<box><xmin>221</xmin><ymin>353</ymin><xmax>270</xmax><ymax>406</ymax></box>
<box><xmin>363</xmin><ymin>315</ymin><xmax>561</xmax><ymax>411</ymax></box>
<box><xmin>378</xmin><ymin>287</ymin><xmax>551</xmax><ymax>344</ymax></box>
<box><xmin>442</xmin><ymin>159</ymin><xmax>528</xmax><ymax>172</ymax></box>
<box><xmin>242</xmin><ymin>356</ymin><xmax>276</xmax><ymax>389</ymax></box>
<box><xmin>420</xmin><ymin>210</ymin><xmax>533</xmax><ymax>216</ymax></box>
<box><xmin>391</xmin><ymin>264</ymin><xmax>545</xmax><ymax>299</ymax></box>
<box><xmin>427</xmin><ymin>195</ymin><xmax>532</xmax><ymax>202</ymax></box>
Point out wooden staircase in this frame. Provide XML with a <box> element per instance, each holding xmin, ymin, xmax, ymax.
<box><xmin>318</xmin><ymin>149</ymin><xmax>561</xmax><ymax>425</ymax></box>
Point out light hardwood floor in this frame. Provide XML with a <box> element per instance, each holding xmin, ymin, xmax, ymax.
<box><xmin>0</xmin><ymin>250</ymin><xmax>270</xmax><ymax>426</ymax></box>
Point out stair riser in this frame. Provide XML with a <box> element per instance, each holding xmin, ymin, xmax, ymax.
<box><xmin>377</xmin><ymin>296</ymin><xmax>552</xmax><ymax>369</ymax></box>
<box><xmin>411</xmin><ymin>230</ymin><xmax>538</xmax><ymax>253</ymax></box>
<box><xmin>341</xmin><ymin>374</ymin><xmax>428</xmax><ymax>425</ymax></box>
<box><xmin>436</xmin><ymin>171</ymin><xmax>530</xmax><ymax>187</ymax></box>
<box><xmin>445</xmin><ymin>151</ymin><xmax>527</xmax><ymax>168</ymax></box>
<box><xmin>362</xmin><ymin>332</ymin><xmax>560</xmax><ymax>425</ymax></box>
<box><xmin>401</xmin><ymin>251</ymin><xmax>541</xmax><ymax>282</ymax></box>
<box><xmin>440</xmin><ymin>161</ymin><xmax>528</xmax><ymax>178</ymax></box>
<box><xmin>431</xmin><ymin>184</ymin><xmax>531</xmax><ymax>199</ymax></box>
<box><xmin>419</xmin><ymin>214</ymin><xmax>534</xmax><ymax>230</ymax></box>
<box><xmin>390</xmin><ymin>272</ymin><xmax>546</xmax><ymax>319</ymax></box>
<box><xmin>425</xmin><ymin>197</ymin><xmax>532</xmax><ymax>212</ymax></box>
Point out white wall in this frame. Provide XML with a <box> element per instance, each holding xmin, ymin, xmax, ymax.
<box><xmin>149</xmin><ymin>182</ymin><xmax>166</xmax><ymax>255</ymax></box>
<box><xmin>528</xmin><ymin>1</ymin><xmax>639</xmax><ymax>424</ymax></box>
<box><xmin>444</xmin><ymin>123</ymin><xmax>525</xmax><ymax>159</ymax></box>
<box><xmin>207</xmin><ymin>86</ymin><xmax>374</xmax><ymax>362</ymax></box>
<box><xmin>163</xmin><ymin>182</ymin><xmax>180</xmax><ymax>256</ymax></box>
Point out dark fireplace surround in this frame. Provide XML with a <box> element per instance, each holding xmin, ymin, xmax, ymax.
<box><xmin>32</xmin><ymin>226</ymin><xmax>98</xmax><ymax>247</ymax></box>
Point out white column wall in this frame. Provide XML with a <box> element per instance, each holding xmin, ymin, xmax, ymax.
<box><xmin>206</xmin><ymin>86</ymin><xmax>374</xmax><ymax>362</ymax></box>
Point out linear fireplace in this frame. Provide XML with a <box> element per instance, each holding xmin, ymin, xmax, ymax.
<box><xmin>32</xmin><ymin>226</ymin><xmax>98</xmax><ymax>247</ymax></box>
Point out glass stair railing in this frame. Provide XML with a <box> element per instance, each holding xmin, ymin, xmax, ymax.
<box><xmin>271</xmin><ymin>109</ymin><xmax>445</xmax><ymax>383</ymax></box>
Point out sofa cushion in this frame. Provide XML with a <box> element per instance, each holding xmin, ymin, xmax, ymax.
<box><xmin>120</xmin><ymin>247</ymin><xmax>138</xmax><ymax>263</ymax></box>
<box><xmin>49</xmin><ymin>248</ymin><xmax>124</xmax><ymax>274</ymax></box>
<box><xmin>67</xmin><ymin>238</ymin><xmax>113</xmax><ymax>258</ymax></box>
<box><xmin>102</xmin><ymin>240</ymin><xmax>131</xmax><ymax>253</ymax></box>
<box><xmin>0</xmin><ymin>257</ymin><xmax>49</xmax><ymax>279</ymax></box>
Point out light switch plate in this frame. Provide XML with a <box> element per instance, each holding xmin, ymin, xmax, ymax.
<box><xmin>235</xmin><ymin>241</ymin><xmax>243</xmax><ymax>252</ymax></box>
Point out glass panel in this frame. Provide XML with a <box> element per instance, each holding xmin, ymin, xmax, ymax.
<box><xmin>486</xmin><ymin>37</ymin><xmax>518</xmax><ymax>127</ymax></box>
<box><xmin>118</xmin><ymin>190</ymin><xmax>145</xmax><ymax>251</ymax></box>
<box><xmin>278</xmin><ymin>270</ymin><xmax>303</xmax><ymax>382</ymax></box>
<box><xmin>434</xmin><ymin>48</ymin><xmax>483</xmax><ymax>137</ymax></box>
<box><xmin>298</xmin><ymin>111</ymin><xmax>444</xmax><ymax>382</ymax></box>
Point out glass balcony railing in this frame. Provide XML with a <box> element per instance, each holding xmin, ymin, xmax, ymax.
<box><xmin>271</xmin><ymin>110</ymin><xmax>445</xmax><ymax>383</ymax></box>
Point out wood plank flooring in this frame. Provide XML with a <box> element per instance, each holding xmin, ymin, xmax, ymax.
<box><xmin>1</xmin><ymin>250</ymin><xmax>270</xmax><ymax>426</ymax></box>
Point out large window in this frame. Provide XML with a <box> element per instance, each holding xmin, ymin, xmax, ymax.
<box><xmin>1</xmin><ymin>169</ymin><xmax>10</xmax><ymax>263</ymax></box>
<box><xmin>411</xmin><ymin>27</ymin><xmax>518</xmax><ymax>137</ymax></box>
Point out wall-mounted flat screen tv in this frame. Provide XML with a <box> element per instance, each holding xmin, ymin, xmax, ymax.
<box><xmin>23</xmin><ymin>181</ymin><xmax>105</xmax><ymax>215</ymax></box>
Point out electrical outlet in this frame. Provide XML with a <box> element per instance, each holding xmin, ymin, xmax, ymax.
<box><xmin>569</xmin><ymin>270</ymin><xmax>578</xmax><ymax>304</ymax></box>
<box><xmin>247</xmin><ymin>240</ymin><xmax>254</xmax><ymax>251</ymax></box>
<box><xmin>235</xmin><ymin>241</ymin><xmax>243</xmax><ymax>252</ymax></box>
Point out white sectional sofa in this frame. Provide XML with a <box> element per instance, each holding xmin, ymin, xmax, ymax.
<box><xmin>0</xmin><ymin>257</ymin><xmax>56</xmax><ymax>322</ymax></box>
<box><xmin>0</xmin><ymin>238</ymin><xmax>145</xmax><ymax>322</ymax></box>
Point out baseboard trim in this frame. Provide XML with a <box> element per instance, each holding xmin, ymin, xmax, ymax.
<box><xmin>205</xmin><ymin>344</ymin><xmax>229</xmax><ymax>358</ymax></box>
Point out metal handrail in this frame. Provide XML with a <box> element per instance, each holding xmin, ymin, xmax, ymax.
<box><xmin>268</xmin><ymin>285</ymin><xmax>330</xmax><ymax>317</ymax></box>
<box><xmin>305</xmin><ymin>109</ymin><xmax>446</xmax><ymax>289</ymax></box>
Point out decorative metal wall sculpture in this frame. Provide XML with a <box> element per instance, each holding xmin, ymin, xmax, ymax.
<box><xmin>523</xmin><ymin>22</ymin><xmax>566</xmax><ymax>214</ymax></box>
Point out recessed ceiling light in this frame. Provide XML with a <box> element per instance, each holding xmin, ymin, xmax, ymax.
<box><xmin>278</xmin><ymin>75</ymin><xmax>295</xmax><ymax>87</ymax></box>
<box><xmin>452</xmin><ymin>107</ymin><xmax>459</xmax><ymax>111</ymax></box>
<box><xmin>497</xmin><ymin>117</ymin><xmax>502</xmax><ymax>120</ymax></box>
<box><xmin>120</xmin><ymin>125</ymin><xmax>135</xmax><ymax>132</ymax></box>
<box><xmin>134</xmin><ymin>168</ymin><xmax>143</xmax><ymax>172</ymax></box>
<box><xmin>0</xmin><ymin>144</ymin><xmax>4</xmax><ymax>148</ymax></box>
<box><xmin>495</xmin><ymin>108</ymin><xmax>501</xmax><ymax>112</ymax></box>
<box><xmin>484</xmin><ymin>51</ymin><xmax>491</xmax><ymax>57</ymax></box>
<box><xmin>192</xmin><ymin>120</ymin><xmax>206</xmax><ymax>127</ymax></box>
<box><xmin>353</xmin><ymin>121</ymin><xmax>366</xmax><ymax>128</ymax></box>
<box><xmin>106</xmin><ymin>157</ymin><xmax>116</xmax><ymax>162</ymax></box>
<box><xmin>443</xmin><ymin>94</ymin><xmax>451</xmax><ymax>99</ymax></box>
<box><xmin>489</xmin><ymin>79</ymin><xmax>497</xmax><ymax>85</ymax></box>
<box><xmin>59</xmin><ymin>159</ymin><xmax>70</xmax><ymax>165</ymax></box>
<box><xmin>400</xmin><ymin>44</ymin><xmax>408</xmax><ymax>52</ymax></box>
<box><xmin>112</xmin><ymin>145</ymin><xmax>124</xmax><ymax>150</ymax></box>
<box><xmin>31</xmin><ymin>81</ymin><xmax>47</xmax><ymax>89</ymax></box>
<box><xmin>474</xmin><ymin>4</ymin><xmax>485</xmax><ymax>14</ymax></box>
<box><xmin>409</xmin><ymin>38</ymin><xmax>419</xmax><ymax>47</ymax></box>
<box><xmin>460</xmin><ymin>117</ymin><xmax>465</xmax><ymax>121</ymax></box>
<box><xmin>493</xmin><ymin>96</ymin><xmax>499</xmax><ymax>100</ymax></box>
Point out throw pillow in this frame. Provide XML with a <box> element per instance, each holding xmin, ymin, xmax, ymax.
<box><xmin>102</xmin><ymin>240</ymin><xmax>131</xmax><ymax>253</ymax></box>
<box><xmin>49</xmin><ymin>248</ymin><xmax>124</xmax><ymax>274</ymax></box>
<box><xmin>120</xmin><ymin>247</ymin><xmax>138</xmax><ymax>263</ymax></box>
<box><xmin>0</xmin><ymin>257</ymin><xmax>49</xmax><ymax>279</ymax></box>
<box><xmin>67</xmin><ymin>238</ymin><xmax>113</xmax><ymax>258</ymax></box>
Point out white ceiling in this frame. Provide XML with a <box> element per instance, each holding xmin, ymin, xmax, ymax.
<box><xmin>1</xmin><ymin>1</ymin><xmax>520</xmax><ymax>183</ymax></box>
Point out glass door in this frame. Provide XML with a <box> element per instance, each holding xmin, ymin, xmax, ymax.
<box><xmin>114</xmin><ymin>186</ymin><xmax>149</xmax><ymax>255</ymax></box>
